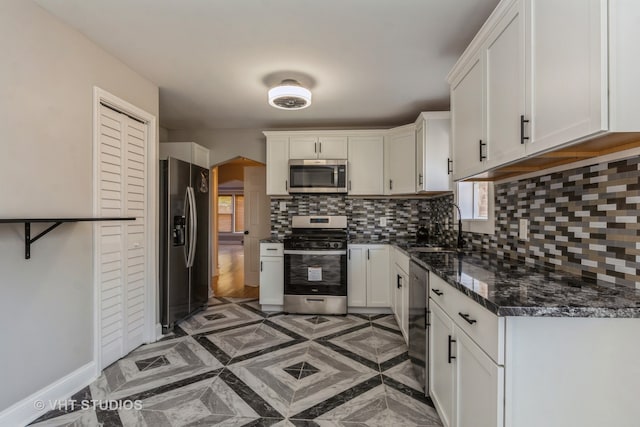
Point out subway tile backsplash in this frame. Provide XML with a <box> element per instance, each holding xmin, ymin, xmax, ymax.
<box><xmin>270</xmin><ymin>155</ymin><xmax>639</xmax><ymax>289</ymax></box>
<box><xmin>270</xmin><ymin>196</ymin><xmax>433</xmax><ymax>242</ymax></box>
<box><xmin>487</xmin><ymin>155</ymin><xmax>640</xmax><ymax>289</ymax></box>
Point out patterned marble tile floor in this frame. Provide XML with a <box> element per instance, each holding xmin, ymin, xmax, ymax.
<box><xmin>30</xmin><ymin>298</ymin><xmax>442</xmax><ymax>427</ymax></box>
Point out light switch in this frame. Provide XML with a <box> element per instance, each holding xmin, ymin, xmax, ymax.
<box><xmin>519</xmin><ymin>218</ymin><xmax>529</xmax><ymax>241</ymax></box>
<box><xmin>279</xmin><ymin>201</ymin><xmax>287</xmax><ymax>212</ymax></box>
<box><xmin>379</xmin><ymin>217</ymin><xmax>387</xmax><ymax>227</ymax></box>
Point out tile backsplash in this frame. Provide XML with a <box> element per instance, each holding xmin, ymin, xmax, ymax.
<box><xmin>270</xmin><ymin>155</ymin><xmax>639</xmax><ymax>289</ymax></box>
<box><xmin>270</xmin><ymin>196</ymin><xmax>433</xmax><ymax>241</ymax></box>
<box><xmin>486</xmin><ymin>155</ymin><xmax>639</xmax><ymax>289</ymax></box>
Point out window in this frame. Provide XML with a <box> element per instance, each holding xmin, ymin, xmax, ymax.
<box><xmin>217</xmin><ymin>194</ymin><xmax>244</xmax><ymax>233</ymax></box>
<box><xmin>458</xmin><ymin>181</ymin><xmax>489</xmax><ymax>220</ymax></box>
<box><xmin>456</xmin><ymin>181</ymin><xmax>495</xmax><ymax>235</ymax></box>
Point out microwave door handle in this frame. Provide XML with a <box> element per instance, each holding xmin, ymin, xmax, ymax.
<box><xmin>333</xmin><ymin>168</ymin><xmax>338</xmax><ymax>184</ymax></box>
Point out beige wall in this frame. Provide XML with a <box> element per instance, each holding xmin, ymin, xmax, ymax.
<box><xmin>0</xmin><ymin>0</ymin><xmax>158</xmax><ymax>412</ymax></box>
<box><xmin>159</xmin><ymin>126</ymin><xmax>170</xmax><ymax>142</ymax></box>
<box><xmin>166</xmin><ymin>128</ymin><xmax>266</xmax><ymax>164</ymax></box>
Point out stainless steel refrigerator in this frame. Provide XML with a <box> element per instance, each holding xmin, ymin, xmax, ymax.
<box><xmin>160</xmin><ymin>157</ymin><xmax>210</xmax><ymax>332</ymax></box>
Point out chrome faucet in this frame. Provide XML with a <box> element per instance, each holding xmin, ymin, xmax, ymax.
<box><xmin>449</xmin><ymin>202</ymin><xmax>465</xmax><ymax>250</ymax></box>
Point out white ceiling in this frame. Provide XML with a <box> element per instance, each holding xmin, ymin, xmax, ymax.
<box><xmin>35</xmin><ymin>0</ymin><xmax>499</xmax><ymax>130</ymax></box>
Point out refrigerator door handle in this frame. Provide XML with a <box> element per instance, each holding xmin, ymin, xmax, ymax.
<box><xmin>186</xmin><ymin>187</ymin><xmax>196</xmax><ymax>268</ymax></box>
<box><xmin>183</xmin><ymin>187</ymin><xmax>190</xmax><ymax>265</ymax></box>
<box><xmin>188</xmin><ymin>186</ymin><xmax>198</xmax><ymax>268</ymax></box>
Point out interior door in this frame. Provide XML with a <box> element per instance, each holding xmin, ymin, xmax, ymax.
<box><xmin>97</xmin><ymin>104</ymin><xmax>148</xmax><ymax>368</ymax></box>
<box><xmin>244</xmin><ymin>166</ymin><xmax>270</xmax><ymax>286</ymax></box>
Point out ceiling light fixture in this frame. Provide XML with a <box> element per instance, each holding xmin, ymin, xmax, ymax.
<box><xmin>268</xmin><ymin>79</ymin><xmax>312</xmax><ymax>110</ymax></box>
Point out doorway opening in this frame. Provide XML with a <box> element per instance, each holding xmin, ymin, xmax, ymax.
<box><xmin>211</xmin><ymin>157</ymin><xmax>268</xmax><ymax>298</ymax></box>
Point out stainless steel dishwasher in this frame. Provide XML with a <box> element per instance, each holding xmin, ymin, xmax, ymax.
<box><xmin>408</xmin><ymin>260</ymin><xmax>429</xmax><ymax>395</ymax></box>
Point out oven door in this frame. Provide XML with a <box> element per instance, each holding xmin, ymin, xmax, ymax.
<box><xmin>284</xmin><ymin>250</ymin><xmax>347</xmax><ymax>296</ymax></box>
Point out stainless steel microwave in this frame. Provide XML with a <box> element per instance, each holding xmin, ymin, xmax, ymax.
<box><xmin>288</xmin><ymin>159</ymin><xmax>347</xmax><ymax>193</ymax></box>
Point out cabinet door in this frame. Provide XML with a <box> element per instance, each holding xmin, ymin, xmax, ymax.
<box><xmin>318</xmin><ymin>136</ymin><xmax>348</xmax><ymax>159</ymax></box>
<box><xmin>418</xmin><ymin>115</ymin><xmax>452</xmax><ymax>192</ymax></box>
<box><xmin>455</xmin><ymin>327</ymin><xmax>504</xmax><ymax>427</ymax></box>
<box><xmin>430</xmin><ymin>301</ymin><xmax>455</xmax><ymax>427</ymax></box>
<box><xmin>191</xmin><ymin>143</ymin><xmax>210</xmax><ymax>169</ymax></box>
<box><xmin>347</xmin><ymin>246</ymin><xmax>367</xmax><ymax>307</ymax></box>
<box><xmin>259</xmin><ymin>257</ymin><xmax>284</xmax><ymax>305</ymax></box>
<box><xmin>526</xmin><ymin>0</ymin><xmax>607</xmax><ymax>154</ymax></box>
<box><xmin>289</xmin><ymin>136</ymin><xmax>319</xmax><ymax>159</ymax></box>
<box><xmin>385</xmin><ymin>129</ymin><xmax>416</xmax><ymax>194</ymax></box>
<box><xmin>415</xmin><ymin>121</ymin><xmax>425</xmax><ymax>190</ymax></box>
<box><xmin>366</xmin><ymin>246</ymin><xmax>390</xmax><ymax>307</ymax></box>
<box><xmin>347</xmin><ymin>136</ymin><xmax>384</xmax><ymax>195</ymax></box>
<box><xmin>396</xmin><ymin>268</ymin><xmax>409</xmax><ymax>341</ymax></box>
<box><xmin>486</xmin><ymin>0</ymin><xmax>527</xmax><ymax>168</ymax></box>
<box><xmin>266</xmin><ymin>137</ymin><xmax>289</xmax><ymax>195</ymax></box>
<box><xmin>451</xmin><ymin>55</ymin><xmax>485</xmax><ymax>181</ymax></box>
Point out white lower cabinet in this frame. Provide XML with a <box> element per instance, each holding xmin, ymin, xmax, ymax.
<box><xmin>347</xmin><ymin>245</ymin><xmax>390</xmax><ymax>309</ymax></box>
<box><xmin>259</xmin><ymin>243</ymin><xmax>284</xmax><ymax>307</ymax></box>
<box><xmin>429</xmin><ymin>273</ymin><xmax>504</xmax><ymax>427</ymax></box>
<box><xmin>429</xmin><ymin>302</ymin><xmax>455</xmax><ymax>427</ymax></box>
<box><xmin>455</xmin><ymin>327</ymin><xmax>504</xmax><ymax>427</ymax></box>
<box><xmin>429</xmin><ymin>270</ymin><xmax>640</xmax><ymax>427</ymax></box>
<box><xmin>391</xmin><ymin>248</ymin><xmax>410</xmax><ymax>342</ymax></box>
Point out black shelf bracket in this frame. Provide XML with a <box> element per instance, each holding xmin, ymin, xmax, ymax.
<box><xmin>25</xmin><ymin>221</ymin><xmax>63</xmax><ymax>259</ymax></box>
<box><xmin>0</xmin><ymin>217</ymin><xmax>135</xmax><ymax>259</ymax></box>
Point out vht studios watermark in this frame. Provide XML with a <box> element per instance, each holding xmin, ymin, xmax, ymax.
<box><xmin>33</xmin><ymin>399</ymin><xmax>143</xmax><ymax>411</ymax></box>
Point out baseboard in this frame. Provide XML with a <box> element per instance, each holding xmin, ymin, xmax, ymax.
<box><xmin>347</xmin><ymin>307</ymin><xmax>393</xmax><ymax>314</ymax></box>
<box><xmin>0</xmin><ymin>361</ymin><xmax>96</xmax><ymax>427</ymax></box>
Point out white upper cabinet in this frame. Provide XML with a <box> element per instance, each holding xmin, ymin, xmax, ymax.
<box><xmin>448</xmin><ymin>0</ymin><xmax>640</xmax><ymax>179</ymax></box>
<box><xmin>288</xmin><ymin>136</ymin><xmax>319</xmax><ymax>159</ymax></box>
<box><xmin>485</xmin><ymin>0</ymin><xmax>526</xmax><ymax>168</ymax></box>
<box><xmin>289</xmin><ymin>136</ymin><xmax>348</xmax><ymax>159</ymax></box>
<box><xmin>525</xmin><ymin>0</ymin><xmax>607</xmax><ymax>155</ymax></box>
<box><xmin>159</xmin><ymin>142</ymin><xmax>210</xmax><ymax>169</ymax></box>
<box><xmin>451</xmin><ymin>55</ymin><xmax>486</xmax><ymax>181</ymax></box>
<box><xmin>265</xmin><ymin>135</ymin><xmax>289</xmax><ymax>196</ymax></box>
<box><xmin>347</xmin><ymin>135</ymin><xmax>384</xmax><ymax>195</ymax></box>
<box><xmin>416</xmin><ymin>112</ymin><xmax>452</xmax><ymax>192</ymax></box>
<box><xmin>385</xmin><ymin>124</ymin><xmax>416</xmax><ymax>195</ymax></box>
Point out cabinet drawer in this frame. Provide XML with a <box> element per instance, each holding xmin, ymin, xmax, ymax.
<box><xmin>260</xmin><ymin>243</ymin><xmax>283</xmax><ymax>256</ymax></box>
<box><xmin>430</xmin><ymin>273</ymin><xmax>504</xmax><ymax>365</ymax></box>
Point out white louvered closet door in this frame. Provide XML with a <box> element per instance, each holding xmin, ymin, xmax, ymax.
<box><xmin>97</xmin><ymin>104</ymin><xmax>147</xmax><ymax>369</ymax></box>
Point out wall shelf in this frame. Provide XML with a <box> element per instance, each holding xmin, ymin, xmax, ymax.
<box><xmin>0</xmin><ymin>218</ymin><xmax>136</xmax><ymax>259</ymax></box>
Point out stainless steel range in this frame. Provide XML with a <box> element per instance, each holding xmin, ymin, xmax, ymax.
<box><xmin>283</xmin><ymin>216</ymin><xmax>348</xmax><ymax>315</ymax></box>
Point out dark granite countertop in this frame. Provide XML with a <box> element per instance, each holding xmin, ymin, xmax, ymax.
<box><xmin>260</xmin><ymin>238</ymin><xmax>283</xmax><ymax>244</ymax></box>
<box><xmin>407</xmin><ymin>250</ymin><xmax>640</xmax><ymax>318</ymax></box>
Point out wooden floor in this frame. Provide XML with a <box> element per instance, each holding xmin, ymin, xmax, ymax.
<box><xmin>212</xmin><ymin>244</ymin><xmax>259</xmax><ymax>299</ymax></box>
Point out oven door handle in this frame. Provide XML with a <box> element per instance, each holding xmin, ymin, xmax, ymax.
<box><xmin>284</xmin><ymin>250</ymin><xmax>346</xmax><ymax>256</ymax></box>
